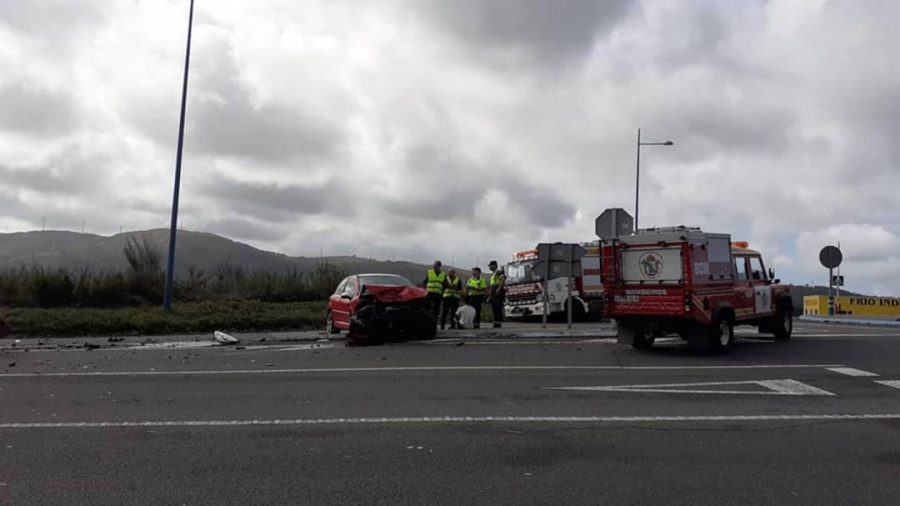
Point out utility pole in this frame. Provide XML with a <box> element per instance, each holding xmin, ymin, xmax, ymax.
<box><xmin>163</xmin><ymin>0</ymin><xmax>195</xmax><ymax>313</ymax></box>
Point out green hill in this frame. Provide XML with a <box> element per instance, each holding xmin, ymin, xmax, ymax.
<box><xmin>0</xmin><ymin>229</ymin><xmax>449</xmax><ymax>284</ymax></box>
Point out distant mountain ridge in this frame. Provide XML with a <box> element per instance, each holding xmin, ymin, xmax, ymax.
<box><xmin>0</xmin><ymin>230</ymin><xmax>440</xmax><ymax>283</ymax></box>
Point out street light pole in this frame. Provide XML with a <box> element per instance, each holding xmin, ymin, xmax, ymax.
<box><xmin>634</xmin><ymin>128</ymin><xmax>674</xmax><ymax>231</ymax></box>
<box><xmin>635</xmin><ymin>128</ymin><xmax>641</xmax><ymax>231</ymax></box>
<box><xmin>163</xmin><ymin>0</ymin><xmax>195</xmax><ymax>313</ymax></box>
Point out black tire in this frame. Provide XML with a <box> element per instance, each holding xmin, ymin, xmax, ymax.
<box><xmin>773</xmin><ymin>302</ymin><xmax>793</xmax><ymax>341</ymax></box>
<box><xmin>708</xmin><ymin>312</ymin><xmax>734</xmax><ymax>353</ymax></box>
<box><xmin>632</xmin><ymin>322</ymin><xmax>655</xmax><ymax>350</ymax></box>
<box><xmin>568</xmin><ymin>299</ymin><xmax>587</xmax><ymax>322</ymax></box>
<box><xmin>326</xmin><ymin>311</ymin><xmax>341</xmax><ymax>334</ymax></box>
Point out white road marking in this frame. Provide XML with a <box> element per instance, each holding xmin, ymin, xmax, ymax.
<box><xmin>798</xmin><ymin>333</ymin><xmax>900</xmax><ymax>338</ymax></box>
<box><xmin>874</xmin><ymin>380</ymin><xmax>900</xmax><ymax>390</ymax></box>
<box><xmin>548</xmin><ymin>379</ymin><xmax>836</xmax><ymax>396</ymax></box>
<box><xmin>827</xmin><ymin>367</ymin><xmax>880</xmax><ymax>377</ymax></box>
<box><xmin>1</xmin><ymin>413</ymin><xmax>898</xmax><ymax>429</ymax></box>
<box><xmin>0</xmin><ymin>364</ymin><xmax>845</xmax><ymax>379</ymax></box>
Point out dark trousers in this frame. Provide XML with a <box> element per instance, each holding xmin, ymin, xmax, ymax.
<box><xmin>427</xmin><ymin>293</ymin><xmax>442</xmax><ymax>322</ymax></box>
<box><xmin>441</xmin><ymin>297</ymin><xmax>460</xmax><ymax>328</ymax></box>
<box><xmin>466</xmin><ymin>295</ymin><xmax>484</xmax><ymax>327</ymax></box>
<box><xmin>491</xmin><ymin>292</ymin><xmax>505</xmax><ymax>325</ymax></box>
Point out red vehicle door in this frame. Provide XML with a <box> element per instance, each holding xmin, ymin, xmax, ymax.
<box><xmin>732</xmin><ymin>254</ymin><xmax>755</xmax><ymax>321</ymax></box>
<box><xmin>330</xmin><ymin>276</ymin><xmax>358</xmax><ymax>328</ymax></box>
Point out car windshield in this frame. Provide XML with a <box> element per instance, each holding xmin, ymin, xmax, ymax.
<box><xmin>359</xmin><ymin>275</ymin><xmax>412</xmax><ymax>288</ymax></box>
<box><xmin>506</xmin><ymin>260</ymin><xmax>540</xmax><ymax>284</ymax></box>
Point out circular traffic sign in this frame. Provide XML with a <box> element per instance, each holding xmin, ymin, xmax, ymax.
<box><xmin>819</xmin><ymin>246</ymin><xmax>842</xmax><ymax>269</ymax></box>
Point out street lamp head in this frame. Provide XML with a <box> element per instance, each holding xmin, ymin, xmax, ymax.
<box><xmin>663</xmin><ymin>141</ymin><xmax>674</xmax><ymax>146</ymax></box>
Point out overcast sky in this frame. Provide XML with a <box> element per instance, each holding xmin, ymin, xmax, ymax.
<box><xmin>1</xmin><ymin>0</ymin><xmax>899</xmax><ymax>295</ymax></box>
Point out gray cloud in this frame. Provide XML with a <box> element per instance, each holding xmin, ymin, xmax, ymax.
<box><xmin>0</xmin><ymin>0</ymin><xmax>110</xmax><ymax>42</ymax></box>
<box><xmin>503</xmin><ymin>180</ymin><xmax>576</xmax><ymax>228</ymax></box>
<box><xmin>0</xmin><ymin>82</ymin><xmax>79</xmax><ymax>137</ymax></box>
<box><xmin>412</xmin><ymin>0</ymin><xmax>633</xmax><ymax>65</ymax></box>
<box><xmin>380</xmin><ymin>143</ymin><xmax>575</xmax><ymax>230</ymax></box>
<box><xmin>0</xmin><ymin>146</ymin><xmax>111</xmax><ymax>195</ymax></box>
<box><xmin>198</xmin><ymin>176</ymin><xmax>338</xmax><ymax>223</ymax></box>
<box><xmin>186</xmin><ymin>36</ymin><xmax>343</xmax><ymax>164</ymax></box>
<box><xmin>383</xmin><ymin>144</ymin><xmax>486</xmax><ymax>220</ymax></box>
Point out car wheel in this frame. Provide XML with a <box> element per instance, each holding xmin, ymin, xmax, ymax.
<box><xmin>708</xmin><ymin>312</ymin><xmax>734</xmax><ymax>353</ymax></box>
<box><xmin>326</xmin><ymin>311</ymin><xmax>340</xmax><ymax>334</ymax></box>
<box><xmin>773</xmin><ymin>302</ymin><xmax>793</xmax><ymax>341</ymax></box>
<box><xmin>632</xmin><ymin>322</ymin><xmax>655</xmax><ymax>350</ymax></box>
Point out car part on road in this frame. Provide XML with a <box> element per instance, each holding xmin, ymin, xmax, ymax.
<box><xmin>213</xmin><ymin>331</ymin><xmax>240</xmax><ymax>345</ymax></box>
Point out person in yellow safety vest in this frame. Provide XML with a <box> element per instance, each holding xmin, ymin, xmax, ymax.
<box><xmin>488</xmin><ymin>260</ymin><xmax>506</xmax><ymax>329</ymax></box>
<box><xmin>465</xmin><ymin>267</ymin><xmax>487</xmax><ymax>329</ymax></box>
<box><xmin>423</xmin><ymin>260</ymin><xmax>446</xmax><ymax>323</ymax></box>
<box><xmin>441</xmin><ymin>268</ymin><xmax>463</xmax><ymax>330</ymax></box>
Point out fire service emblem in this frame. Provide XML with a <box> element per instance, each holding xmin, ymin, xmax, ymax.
<box><xmin>639</xmin><ymin>253</ymin><xmax>662</xmax><ymax>278</ymax></box>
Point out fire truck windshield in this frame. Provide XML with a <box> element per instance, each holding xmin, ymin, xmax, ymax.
<box><xmin>506</xmin><ymin>260</ymin><xmax>540</xmax><ymax>284</ymax></box>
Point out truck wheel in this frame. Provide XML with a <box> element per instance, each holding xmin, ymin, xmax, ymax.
<box><xmin>326</xmin><ymin>311</ymin><xmax>340</xmax><ymax>334</ymax></box>
<box><xmin>632</xmin><ymin>323</ymin><xmax>655</xmax><ymax>350</ymax></box>
<box><xmin>708</xmin><ymin>313</ymin><xmax>734</xmax><ymax>353</ymax></box>
<box><xmin>567</xmin><ymin>299</ymin><xmax>587</xmax><ymax>322</ymax></box>
<box><xmin>773</xmin><ymin>303</ymin><xmax>793</xmax><ymax>341</ymax></box>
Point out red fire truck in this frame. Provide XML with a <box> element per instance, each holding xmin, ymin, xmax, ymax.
<box><xmin>601</xmin><ymin>227</ymin><xmax>792</xmax><ymax>352</ymax></box>
<box><xmin>504</xmin><ymin>245</ymin><xmax>604</xmax><ymax>320</ymax></box>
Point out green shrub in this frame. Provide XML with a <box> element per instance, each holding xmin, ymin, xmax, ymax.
<box><xmin>0</xmin><ymin>301</ymin><xmax>328</xmax><ymax>337</ymax></box>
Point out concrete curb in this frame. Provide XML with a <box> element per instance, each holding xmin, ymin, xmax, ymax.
<box><xmin>799</xmin><ymin>316</ymin><xmax>900</xmax><ymax>328</ymax></box>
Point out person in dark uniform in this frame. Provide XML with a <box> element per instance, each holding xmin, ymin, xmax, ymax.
<box><xmin>441</xmin><ymin>269</ymin><xmax>463</xmax><ymax>330</ymax></box>
<box><xmin>465</xmin><ymin>267</ymin><xmax>486</xmax><ymax>329</ymax></box>
<box><xmin>488</xmin><ymin>260</ymin><xmax>506</xmax><ymax>329</ymax></box>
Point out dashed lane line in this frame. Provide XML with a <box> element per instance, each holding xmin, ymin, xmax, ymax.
<box><xmin>2</xmin><ymin>414</ymin><xmax>900</xmax><ymax>429</ymax></box>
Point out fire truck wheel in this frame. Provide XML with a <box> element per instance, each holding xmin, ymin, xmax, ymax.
<box><xmin>708</xmin><ymin>313</ymin><xmax>734</xmax><ymax>353</ymax></box>
<box><xmin>773</xmin><ymin>303</ymin><xmax>793</xmax><ymax>340</ymax></box>
<box><xmin>632</xmin><ymin>323</ymin><xmax>656</xmax><ymax>350</ymax></box>
<box><xmin>566</xmin><ymin>299</ymin><xmax>587</xmax><ymax>322</ymax></box>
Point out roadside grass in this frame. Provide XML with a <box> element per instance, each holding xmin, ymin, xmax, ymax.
<box><xmin>0</xmin><ymin>300</ymin><xmax>328</xmax><ymax>337</ymax></box>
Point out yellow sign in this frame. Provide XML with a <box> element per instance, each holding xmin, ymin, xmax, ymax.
<box><xmin>803</xmin><ymin>295</ymin><xmax>900</xmax><ymax>316</ymax></box>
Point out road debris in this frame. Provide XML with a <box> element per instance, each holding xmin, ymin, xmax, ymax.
<box><xmin>213</xmin><ymin>331</ymin><xmax>240</xmax><ymax>345</ymax></box>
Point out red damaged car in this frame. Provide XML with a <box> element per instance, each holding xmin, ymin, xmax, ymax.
<box><xmin>326</xmin><ymin>274</ymin><xmax>436</xmax><ymax>345</ymax></box>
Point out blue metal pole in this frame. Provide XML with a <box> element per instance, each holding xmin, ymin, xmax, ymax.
<box><xmin>163</xmin><ymin>0</ymin><xmax>195</xmax><ymax>312</ymax></box>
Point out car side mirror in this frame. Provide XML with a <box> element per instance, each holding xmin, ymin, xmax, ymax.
<box><xmin>768</xmin><ymin>268</ymin><xmax>775</xmax><ymax>279</ymax></box>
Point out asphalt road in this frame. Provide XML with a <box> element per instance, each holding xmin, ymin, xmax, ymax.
<box><xmin>2</xmin><ymin>321</ymin><xmax>900</xmax><ymax>505</ymax></box>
